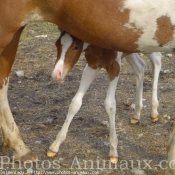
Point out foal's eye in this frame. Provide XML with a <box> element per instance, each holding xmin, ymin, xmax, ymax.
<box><xmin>74</xmin><ymin>46</ymin><xmax>79</xmax><ymax>50</ymax></box>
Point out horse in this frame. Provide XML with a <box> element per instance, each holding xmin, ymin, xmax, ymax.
<box><xmin>0</xmin><ymin>0</ymin><xmax>175</xmax><ymax>173</ymax></box>
<box><xmin>48</xmin><ymin>30</ymin><xmax>162</xmax><ymax>163</ymax></box>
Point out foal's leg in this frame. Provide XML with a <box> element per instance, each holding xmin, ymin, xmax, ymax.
<box><xmin>145</xmin><ymin>52</ymin><xmax>161</xmax><ymax>122</ymax></box>
<box><xmin>0</xmin><ymin>27</ymin><xmax>36</xmax><ymax>161</ymax></box>
<box><xmin>125</xmin><ymin>53</ymin><xmax>145</xmax><ymax>124</ymax></box>
<box><xmin>105</xmin><ymin>55</ymin><xmax>121</xmax><ymax>163</ymax></box>
<box><xmin>105</xmin><ymin>77</ymin><xmax>119</xmax><ymax>163</ymax></box>
<box><xmin>47</xmin><ymin>65</ymin><xmax>99</xmax><ymax>157</ymax></box>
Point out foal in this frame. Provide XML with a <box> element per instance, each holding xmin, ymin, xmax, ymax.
<box><xmin>48</xmin><ymin>31</ymin><xmax>162</xmax><ymax>162</ymax></box>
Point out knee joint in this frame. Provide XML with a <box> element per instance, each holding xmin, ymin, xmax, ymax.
<box><xmin>104</xmin><ymin>100</ymin><xmax>116</xmax><ymax>113</ymax></box>
<box><xmin>69</xmin><ymin>99</ymin><xmax>82</xmax><ymax>113</ymax></box>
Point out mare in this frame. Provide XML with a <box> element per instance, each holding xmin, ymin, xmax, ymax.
<box><xmin>0</xmin><ymin>1</ymin><xmax>175</xmax><ymax>173</ymax></box>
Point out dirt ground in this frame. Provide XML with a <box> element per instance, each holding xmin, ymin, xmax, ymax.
<box><xmin>1</xmin><ymin>22</ymin><xmax>175</xmax><ymax>175</ymax></box>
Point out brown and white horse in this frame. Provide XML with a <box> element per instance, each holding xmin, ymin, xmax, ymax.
<box><xmin>0</xmin><ymin>0</ymin><xmax>175</xmax><ymax>173</ymax></box>
<box><xmin>49</xmin><ymin>31</ymin><xmax>162</xmax><ymax>163</ymax></box>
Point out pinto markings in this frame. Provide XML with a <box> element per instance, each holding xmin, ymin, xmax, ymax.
<box><xmin>123</xmin><ymin>0</ymin><xmax>175</xmax><ymax>52</ymax></box>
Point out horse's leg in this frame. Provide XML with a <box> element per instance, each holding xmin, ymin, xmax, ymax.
<box><xmin>125</xmin><ymin>53</ymin><xmax>145</xmax><ymax>124</ymax></box>
<box><xmin>47</xmin><ymin>65</ymin><xmax>99</xmax><ymax>157</ymax></box>
<box><xmin>145</xmin><ymin>52</ymin><xmax>161</xmax><ymax>122</ymax></box>
<box><xmin>0</xmin><ymin>27</ymin><xmax>36</xmax><ymax>161</ymax></box>
<box><xmin>0</xmin><ymin>28</ymin><xmax>22</xmax><ymax>55</ymax></box>
<box><xmin>105</xmin><ymin>55</ymin><xmax>121</xmax><ymax>163</ymax></box>
<box><xmin>105</xmin><ymin>77</ymin><xmax>119</xmax><ymax>163</ymax></box>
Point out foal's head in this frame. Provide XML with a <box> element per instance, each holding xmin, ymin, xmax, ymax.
<box><xmin>52</xmin><ymin>31</ymin><xmax>84</xmax><ymax>82</ymax></box>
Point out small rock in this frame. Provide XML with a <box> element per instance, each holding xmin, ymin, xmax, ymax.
<box><xmin>154</xmin><ymin>133</ymin><xmax>161</xmax><ymax>136</ymax></box>
<box><xmin>131</xmin><ymin>103</ymin><xmax>135</xmax><ymax>110</ymax></box>
<box><xmin>35</xmin><ymin>141</ymin><xmax>41</xmax><ymax>144</ymax></box>
<box><xmin>59</xmin><ymin>158</ymin><xmax>63</xmax><ymax>161</ymax></box>
<box><xmin>87</xmin><ymin>150</ymin><xmax>91</xmax><ymax>154</ymax></box>
<box><xmin>163</xmin><ymin>70</ymin><xmax>171</xmax><ymax>74</ymax></box>
<box><xmin>167</xmin><ymin>116</ymin><xmax>171</xmax><ymax>120</ymax></box>
<box><xmin>101</xmin><ymin>121</ymin><xmax>110</xmax><ymax>127</ymax></box>
<box><xmin>15</xmin><ymin>70</ymin><xmax>24</xmax><ymax>77</ymax></box>
<box><xmin>165</xmin><ymin>53</ymin><xmax>173</xmax><ymax>58</ymax></box>
<box><xmin>131</xmin><ymin>169</ymin><xmax>146</xmax><ymax>175</ymax></box>
<box><xmin>138</xmin><ymin>133</ymin><xmax>143</xmax><ymax>137</ymax></box>
<box><xmin>45</xmin><ymin>118</ymin><xmax>54</xmax><ymax>124</ymax></box>
<box><xmin>29</xmin><ymin>30</ymin><xmax>35</xmax><ymax>34</ymax></box>
<box><xmin>163</xmin><ymin>114</ymin><xmax>171</xmax><ymax>120</ymax></box>
<box><xmin>35</xmin><ymin>35</ymin><xmax>48</xmax><ymax>38</ymax></box>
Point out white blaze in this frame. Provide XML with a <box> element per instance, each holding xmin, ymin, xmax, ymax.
<box><xmin>52</xmin><ymin>33</ymin><xmax>73</xmax><ymax>79</ymax></box>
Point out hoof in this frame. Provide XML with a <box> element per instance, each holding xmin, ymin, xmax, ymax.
<box><xmin>110</xmin><ymin>157</ymin><xmax>118</xmax><ymax>164</ymax></box>
<box><xmin>131</xmin><ymin>118</ymin><xmax>139</xmax><ymax>124</ymax></box>
<box><xmin>151</xmin><ymin>117</ymin><xmax>159</xmax><ymax>123</ymax></box>
<box><xmin>14</xmin><ymin>151</ymin><xmax>39</xmax><ymax>163</ymax></box>
<box><xmin>47</xmin><ymin>150</ymin><xmax>57</xmax><ymax>157</ymax></box>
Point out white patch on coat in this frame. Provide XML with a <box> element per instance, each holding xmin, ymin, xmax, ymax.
<box><xmin>52</xmin><ymin>33</ymin><xmax>73</xmax><ymax>78</ymax></box>
<box><xmin>123</xmin><ymin>0</ymin><xmax>175</xmax><ymax>52</ymax></box>
<box><xmin>115</xmin><ymin>51</ymin><xmax>122</xmax><ymax>66</ymax></box>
